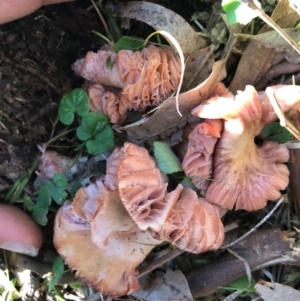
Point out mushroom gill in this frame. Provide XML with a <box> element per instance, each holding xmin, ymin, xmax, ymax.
<box><xmin>192</xmin><ymin>85</ymin><xmax>291</xmax><ymax>211</ymax></box>
<box><xmin>182</xmin><ymin>119</ymin><xmax>223</xmax><ymax>194</ymax></box>
<box><xmin>73</xmin><ymin>44</ymin><xmax>181</xmax><ymax>113</ymax></box>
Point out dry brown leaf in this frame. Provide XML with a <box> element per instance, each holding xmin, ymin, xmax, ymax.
<box><xmin>119</xmin><ymin>59</ymin><xmax>227</xmax><ymax>140</ymax></box>
<box><xmin>133</xmin><ymin>269</ymin><xmax>193</xmax><ymax>301</ymax></box>
<box><xmin>259</xmin><ymin>0</ymin><xmax>300</xmax><ymax>34</ymax></box>
<box><xmin>236</xmin><ymin>28</ymin><xmax>300</xmax><ymax>49</ymax></box>
<box><xmin>229</xmin><ymin>28</ymin><xmax>300</xmax><ymax>93</ymax></box>
<box><xmin>255</xmin><ymin>280</ymin><xmax>300</xmax><ymax>301</ymax></box>
<box><xmin>114</xmin><ymin>2</ymin><xmax>207</xmax><ymax>54</ymax></box>
<box><xmin>229</xmin><ymin>41</ymin><xmax>276</xmax><ymax>94</ymax></box>
<box><xmin>182</xmin><ymin>45</ymin><xmax>215</xmax><ymax>92</ymax></box>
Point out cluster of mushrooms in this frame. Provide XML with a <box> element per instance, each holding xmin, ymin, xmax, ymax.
<box><xmin>0</xmin><ymin>30</ymin><xmax>298</xmax><ymax>301</ymax></box>
<box><xmin>40</xmin><ymin>45</ymin><xmax>300</xmax><ymax>296</ymax></box>
<box><xmin>73</xmin><ymin>44</ymin><xmax>181</xmax><ymax>124</ymax></box>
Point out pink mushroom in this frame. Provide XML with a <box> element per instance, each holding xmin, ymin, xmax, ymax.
<box><xmin>53</xmin><ymin>146</ymin><xmax>163</xmax><ymax>297</ymax></box>
<box><xmin>192</xmin><ymin>85</ymin><xmax>294</xmax><ymax>211</ymax></box>
<box><xmin>54</xmin><ymin>142</ymin><xmax>225</xmax><ymax>297</ymax></box>
<box><xmin>182</xmin><ymin>119</ymin><xmax>223</xmax><ymax>194</ymax></box>
<box><xmin>0</xmin><ymin>204</ymin><xmax>43</xmax><ymax>256</ymax></box>
<box><xmin>54</xmin><ymin>191</ymin><xmax>162</xmax><ymax>297</ymax></box>
<box><xmin>88</xmin><ymin>84</ymin><xmax>127</xmax><ymax>124</ymax></box>
<box><xmin>36</xmin><ymin>144</ymin><xmax>76</xmax><ymax>179</ymax></box>
<box><xmin>157</xmin><ymin>184</ymin><xmax>224</xmax><ymax>253</ymax></box>
<box><xmin>118</xmin><ymin>143</ymin><xmax>224</xmax><ymax>252</ymax></box>
<box><xmin>73</xmin><ymin>44</ymin><xmax>181</xmax><ymax>113</ymax></box>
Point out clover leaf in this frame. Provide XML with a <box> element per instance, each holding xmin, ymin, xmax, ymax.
<box><xmin>261</xmin><ymin>122</ymin><xmax>294</xmax><ymax>143</ymax></box>
<box><xmin>44</xmin><ymin>173</ymin><xmax>68</xmax><ymax>205</ymax></box>
<box><xmin>48</xmin><ymin>256</ymin><xmax>65</xmax><ymax>292</ymax></box>
<box><xmin>115</xmin><ymin>36</ymin><xmax>145</xmax><ymax>52</ymax></box>
<box><xmin>24</xmin><ymin>173</ymin><xmax>68</xmax><ymax>226</ymax></box>
<box><xmin>76</xmin><ymin>112</ymin><xmax>114</xmax><ymax>155</ymax></box>
<box><xmin>58</xmin><ymin>88</ymin><xmax>90</xmax><ymax>125</ymax></box>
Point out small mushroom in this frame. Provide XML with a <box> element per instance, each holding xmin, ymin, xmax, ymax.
<box><xmin>182</xmin><ymin>119</ymin><xmax>223</xmax><ymax>194</ymax></box>
<box><xmin>192</xmin><ymin>85</ymin><xmax>290</xmax><ymax>211</ymax></box>
<box><xmin>36</xmin><ymin>144</ymin><xmax>76</xmax><ymax>179</ymax></box>
<box><xmin>0</xmin><ymin>204</ymin><xmax>43</xmax><ymax>256</ymax></box>
<box><xmin>88</xmin><ymin>84</ymin><xmax>127</xmax><ymax>124</ymax></box>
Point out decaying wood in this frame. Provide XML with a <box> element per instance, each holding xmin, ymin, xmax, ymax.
<box><xmin>186</xmin><ymin>228</ymin><xmax>293</xmax><ymax>298</ymax></box>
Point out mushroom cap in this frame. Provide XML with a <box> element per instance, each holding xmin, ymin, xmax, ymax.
<box><xmin>118</xmin><ymin>143</ymin><xmax>173</xmax><ymax>232</ymax></box>
<box><xmin>192</xmin><ymin>85</ymin><xmax>290</xmax><ymax>211</ymax></box>
<box><xmin>72</xmin><ymin>50</ymin><xmax>124</xmax><ymax>87</ymax></box>
<box><xmin>158</xmin><ymin>185</ymin><xmax>224</xmax><ymax>253</ymax></box>
<box><xmin>104</xmin><ymin>146</ymin><xmax>125</xmax><ymax>191</ymax></box>
<box><xmin>71</xmin><ymin>179</ymin><xmax>108</xmax><ymax>223</ymax></box>
<box><xmin>182</xmin><ymin>119</ymin><xmax>223</xmax><ymax>194</ymax></box>
<box><xmin>88</xmin><ymin>84</ymin><xmax>127</xmax><ymax>124</ymax></box>
<box><xmin>54</xmin><ymin>191</ymin><xmax>161</xmax><ymax>297</ymax></box>
<box><xmin>37</xmin><ymin>144</ymin><xmax>76</xmax><ymax>179</ymax></box>
<box><xmin>0</xmin><ymin>204</ymin><xmax>43</xmax><ymax>256</ymax></box>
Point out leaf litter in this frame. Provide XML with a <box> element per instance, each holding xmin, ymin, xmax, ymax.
<box><xmin>1</xmin><ymin>0</ymin><xmax>300</xmax><ymax>300</ymax></box>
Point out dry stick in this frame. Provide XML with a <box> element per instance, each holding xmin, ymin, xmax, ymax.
<box><xmin>89</xmin><ymin>0</ymin><xmax>113</xmax><ymax>41</ymax></box>
<box><xmin>137</xmin><ymin>248</ymin><xmax>184</xmax><ymax>279</ymax></box>
<box><xmin>246</xmin><ymin>0</ymin><xmax>300</xmax><ymax>55</ymax></box>
<box><xmin>221</xmin><ymin>197</ymin><xmax>284</xmax><ymax>250</ymax></box>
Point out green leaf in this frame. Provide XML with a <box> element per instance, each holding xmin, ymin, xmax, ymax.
<box><xmin>261</xmin><ymin>122</ymin><xmax>294</xmax><ymax>143</ymax></box>
<box><xmin>58</xmin><ymin>88</ymin><xmax>90</xmax><ymax>125</ymax></box>
<box><xmin>153</xmin><ymin>141</ymin><xmax>183</xmax><ymax>174</ymax></box>
<box><xmin>32</xmin><ymin>205</ymin><xmax>48</xmax><ymax>226</ymax></box>
<box><xmin>115</xmin><ymin>36</ymin><xmax>145</xmax><ymax>52</ymax></box>
<box><xmin>36</xmin><ymin>184</ymin><xmax>52</xmax><ymax>207</ymax></box>
<box><xmin>86</xmin><ymin>125</ymin><xmax>114</xmax><ymax>155</ymax></box>
<box><xmin>23</xmin><ymin>196</ymin><xmax>35</xmax><ymax>212</ymax></box>
<box><xmin>76</xmin><ymin>112</ymin><xmax>108</xmax><ymax>141</ymax></box>
<box><xmin>222</xmin><ymin>0</ymin><xmax>259</xmax><ymax>24</ymax></box>
<box><xmin>69</xmin><ymin>283</ymin><xmax>83</xmax><ymax>289</ymax></box>
<box><xmin>76</xmin><ymin>112</ymin><xmax>114</xmax><ymax>155</ymax></box>
<box><xmin>50</xmin><ymin>188</ymin><xmax>68</xmax><ymax>205</ymax></box>
<box><xmin>48</xmin><ymin>256</ymin><xmax>65</xmax><ymax>292</ymax></box>
<box><xmin>220</xmin><ymin>275</ymin><xmax>255</xmax><ymax>296</ymax></box>
<box><xmin>53</xmin><ymin>173</ymin><xmax>68</xmax><ymax>189</ymax></box>
<box><xmin>47</xmin><ymin>174</ymin><xmax>68</xmax><ymax>205</ymax></box>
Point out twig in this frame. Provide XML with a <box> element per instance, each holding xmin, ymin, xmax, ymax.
<box><xmin>89</xmin><ymin>0</ymin><xmax>112</xmax><ymax>41</ymax></box>
<box><xmin>137</xmin><ymin>248</ymin><xmax>184</xmax><ymax>279</ymax></box>
<box><xmin>221</xmin><ymin>197</ymin><xmax>284</xmax><ymax>249</ymax></box>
